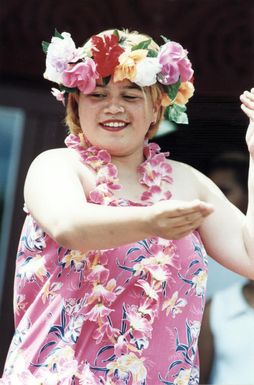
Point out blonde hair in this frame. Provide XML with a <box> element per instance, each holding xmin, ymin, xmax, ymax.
<box><xmin>65</xmin><ymin>29</ymin><xmax>166</xmax><ymax>138</ymax></box>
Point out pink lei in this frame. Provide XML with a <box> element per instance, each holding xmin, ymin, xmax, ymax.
<box><xmin>1</xmin><ymin>135</ymin><xmax>208</xmax><ymax>385</ymax></box>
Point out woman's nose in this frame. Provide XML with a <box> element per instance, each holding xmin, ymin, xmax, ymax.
<box><xmin>104</xmin><ymin>100</ymin><xmax>125</xmax><ymax>114</ymax></box>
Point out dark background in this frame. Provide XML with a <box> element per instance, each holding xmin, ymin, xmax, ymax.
<box><xmin>0</xmin><ymin>0</ymin><xmax>253</xmax><ymax>373</ymax></box>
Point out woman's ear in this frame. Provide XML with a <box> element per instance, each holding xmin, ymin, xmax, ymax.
<box><xmin>74</xmin><ymin>92</ymin><xmax>80</xmax><ymax>103</ymax></box>
<box><xmin>152</xmin><ymin>101</ymin><xmax>161</xmax><ymax>124</ymax></box>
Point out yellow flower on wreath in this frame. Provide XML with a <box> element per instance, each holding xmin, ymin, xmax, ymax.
<box><xmin>114</xmin><ymin>49</ymin><xmax>148</xmax><ymax>82</ymax></box>
<box><xmin>175</xmin><ymin>81</ymin><xmax>194</xmax><ymax>105</ymax></box>
<box><xmin>161</xmin><ymin>81</ymin><xmax>194</xmax><ymax>107</ymax></box>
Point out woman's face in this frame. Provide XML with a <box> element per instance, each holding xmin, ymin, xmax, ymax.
<box><xmin>78</xmin><ymin>79</ymin><xmax>159</xmax><ymax>157</ymax></box>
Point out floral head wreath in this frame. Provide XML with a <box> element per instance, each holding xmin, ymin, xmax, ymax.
<box><xmin>42</xmin><ymin>29</ymin><xmax>194</xmax><ymax>124</ymax></box>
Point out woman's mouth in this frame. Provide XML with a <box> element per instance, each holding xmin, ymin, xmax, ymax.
<box><xmin>100</xmin><ymin>120</ymin><xmax>129</xmax><ymax>132</ymax></box>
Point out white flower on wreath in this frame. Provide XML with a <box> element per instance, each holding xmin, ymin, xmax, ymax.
<box><xmin>44</xmin><ymin>32</ymin><xmax>84</xmax><ymax>84</ymax></box>
<box><xmin>134</xmin><ymin>57</ymin><xmax>162</xmax><ymax>87</ymax></box>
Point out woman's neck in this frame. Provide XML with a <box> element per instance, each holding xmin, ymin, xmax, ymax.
<box><xmin>111</xmin><ymin>148</ymin><xmax>145</xmax><ymax>176</ymax></box>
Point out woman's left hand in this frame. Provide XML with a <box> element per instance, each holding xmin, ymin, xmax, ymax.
<box><xmin>240</xmin><ymin>88</ymin><xmax>254</xmax><ymax>156</ymax></box>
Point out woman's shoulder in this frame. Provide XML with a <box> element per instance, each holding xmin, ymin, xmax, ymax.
<box><xmin>166</xmin><ymin>158</ymin><xmax>213</xmax><ymax>200</ymax></box>
<box><xmin>28</xmin><ymin>147</ymin><xmax>89</xmax><ymax>173</ymax></box>
<box><xmin>167</xmin><ymin>158</ymin><xmax>201</xmax><ymax>181</ymax></box>
<box><xmin>33</xmin><ymin>147</ymin><xmax>80</xmax><ymax>163</ymax></box>
<box><xmin>26</xmin><ymin>147</ymin><xmax>95</xmax><ymax>186</ymax></box>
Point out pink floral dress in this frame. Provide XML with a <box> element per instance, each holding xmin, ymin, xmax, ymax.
<box><xmin>1</xmin><ymin>135</ymin><xmax>208</xmax><ymax>385</ymax></box>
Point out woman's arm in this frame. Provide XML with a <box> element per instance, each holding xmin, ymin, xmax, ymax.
<box><xmin>197</xmin><ymin>88</ymin><xmax>254</xmax><ymax>279</ymax></box>
<box><xmin>24</xmin><ymin>148</ymin><xmax>213</xmax><ymax>252</ymax></box>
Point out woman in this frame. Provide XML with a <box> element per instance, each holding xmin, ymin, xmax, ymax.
<box><xmin>1</xmin><ymin>29</ymin><xmax>254</xmax><ymax>385</ymax></box>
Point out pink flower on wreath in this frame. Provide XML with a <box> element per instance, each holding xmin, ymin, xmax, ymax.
<box><xmin>62</xmin><ymin>58</ymin><xmax>99</xmax><ymax>94</ymax></box>
<box><xmin>158</xmin><ymin>41</ymin><xmax>194</xmax><ymax>85</ymax></box>
<box><xmin>141</xmin><ymin>185</ymin><xmax>172</xmax><ymax>203</ymax></box>
<box><xmin>51</xmin><ymin>87</ymin><xmax>65</xmax><ymax>104</ymax></box>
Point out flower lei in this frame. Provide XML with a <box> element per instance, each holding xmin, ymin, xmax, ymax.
<box><xmin>61</xmin><ymin>134</ymin><xmax>180</xmax><ymax>384</ymax></box>
<box><xmin>42</xmin><ymin>29</ymin><xmax>195</xmax><ymax>124</ymax></box>
<box><xmin>65</xmin><ymin>134</ymin><xmax>173</xmax><ymax>205</ymax></box>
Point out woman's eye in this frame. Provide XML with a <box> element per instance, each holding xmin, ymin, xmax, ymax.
<box><xmin>90</xmin><ymin>93</ymin><xmax>106</xmax><ymax>98</ymax></box>
<box><xmin>123</xmin><ymin>95</ymin><xmax>139</xmax><ymax>100</ymax></box>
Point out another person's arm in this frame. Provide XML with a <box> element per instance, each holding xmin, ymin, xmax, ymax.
<box><xmin>199</xmin><ymin>300</ymin><xmax>214</xmax><ymax>384</ymax></box>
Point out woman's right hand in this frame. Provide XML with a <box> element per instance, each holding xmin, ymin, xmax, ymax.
<box><xmin>148</xmin><ymin>199</ymin><xmax>214</xmax><ymax>240</ymax></box>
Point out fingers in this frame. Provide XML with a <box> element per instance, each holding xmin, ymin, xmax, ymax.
<box><xmin>169</xmin><ymin>210</ymin><xmax>208</xmax><ymax>239</ymax></box>
<box><xmin>240</xmin><ymin>88</ymin><xmax>254</xmax><ymax>119</ymax></box>
<box><xmin>150</xmin><ymin>199</ymin><xmax>214</xmax><ymax>240</ymax></box>
<box><xmin>172</xmin><ymin>211</ymin><xmax>205</xmax><ymax>228</ymax></box>
<box><xmin>166</xmin><ymin>199</ymin><xmax>214</xmax><ymax>219</ymax></box>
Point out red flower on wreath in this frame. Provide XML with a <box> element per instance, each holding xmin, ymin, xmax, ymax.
<box><xmin>91</xmin><ymin>33</ymin><xmax>124</xmax><ymax>78</ymax></box>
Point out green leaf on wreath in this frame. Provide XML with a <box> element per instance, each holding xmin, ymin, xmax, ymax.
<box><xmin>59</xmin><ymin>85</ymin><xmax>77</xmax><ymax>93</ymax></box>
<box><xmin>54</xmin><ymin>29</ymin><xmax>64</xmax><ymax>39</ymax></box>
<box><xmin>131</xmin><ymin>39</ymin><xmax>152</xmax><ymax>51</ymax></box>
<box><xmin>165</xmin><ymin>104</ymin><xmax>188</xmax><ymax>124</ymax></box>
<box><xmin>160</xmin><ymin>35</ymin><xmax>170</xmax><ymax>44</ymax></box>
<box><xmin>42</xmin><ymin>41</ymin><xmax>49</xmax><ymax>54</ymax></box>
<box><xmin>102</xmin><ymin>76</ymin><xmax>111</xmax><ymax>86</ymax></box>
<box><xmin>167</xmin><ymin>78</ymin><xmax>181</xmax><ymax>100</ymax></box>
<box><xmin>147</xmin><ymin>49</ymin><xmax>158</xmax><ymax>58</ymax></box>
<box><xmin>113</xmin><ymin>29</ymin><xmax>120</xmax><ymax>41</ymax></box>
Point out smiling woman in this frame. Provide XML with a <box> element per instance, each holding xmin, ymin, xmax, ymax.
<box><xmin>76</xmin><ymin>79</ymin><xmax>158</xmax><ymax>157</ymax></box>
<box><xmin>1</xmin><ymin>28</ymin><xmax>254</xmax><ymax>385</ymax></box>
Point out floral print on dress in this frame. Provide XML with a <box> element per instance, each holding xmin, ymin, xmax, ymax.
<box><xmin>1</xmin><ymin>135</ymin><xmax>208</xmax><ymax>385</ymax></box>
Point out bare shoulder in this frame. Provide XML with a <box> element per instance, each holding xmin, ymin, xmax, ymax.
<box><xmin>169</xmin><ymin>158</ymin><xmax>206</xmax><ymax>180</ymax></box>
<box><xmin>166</xmin><ymin>158</ymin><xmax>206</xmax><ymax>200</ymax></box>
<box><xmin>31</xmin><ymin>147</ymin><xmax>80</xmax><ymax>166</ymax></box>
<box><xmin>29</xmin><ymin>148</ymin><xmax>92</xmax><ymax>176</ymax></box>
<box><xmin>168</xmin><ymin>158</ymin><xmax>196</xmax><ymax>175</ymax></box>
<box><xmin>25</xmin><ymin>147</ymin><xmax>95</xmax><ymax>194</ymax></box>
<box><xmin>168</xmin><ymin>158</ymin><xmax>220</xmax><ymax>201</ymax></box>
